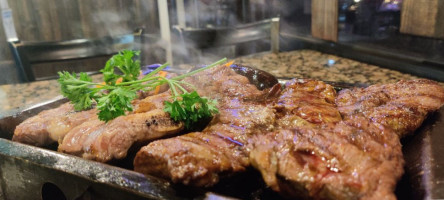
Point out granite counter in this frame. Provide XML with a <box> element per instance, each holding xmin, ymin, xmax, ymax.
<box><xmin>0</xmin><ymin>49</ymin><xmax>426</xmax><ymax>115</ymax></box>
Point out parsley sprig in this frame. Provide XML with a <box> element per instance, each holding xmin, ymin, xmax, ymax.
<box><xmin>58</xmin><ymin>50</ymin><xmax>225</xmax><ymax>128</ymax></box>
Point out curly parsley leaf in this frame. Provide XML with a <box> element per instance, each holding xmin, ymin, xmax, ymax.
<box><xmin>164</xmin><ymin>91</ymin><xmax>218</xmax><ymax>129</ymax></box>
<box><xmin>57</xmin><ymin>71</ymin><xmax>96</xmax><ymax>111</ymax></box>
<box><xmin>101</xmin><ymin>50</ymin><xmax>140</xmax><ymax>85</ymax></box>
<box><xmin>96</xmin><ymin>87</ymin><xmax>137</xmax><ymax>122</ymax></box>
<box><xmin>58</xmin><ymin>49</ymin><xmax>226</xmax><ymax>125</ymax></box>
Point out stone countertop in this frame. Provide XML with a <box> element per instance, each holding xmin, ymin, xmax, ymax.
<box><xmin>0</xmin><ymin>49</ymin><xmax>427</xmax><ymax>115</ymax></box>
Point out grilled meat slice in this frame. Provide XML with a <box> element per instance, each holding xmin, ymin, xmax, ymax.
<box><xmin>12</xmin><ymin>74</ymin><xmax>175</xmax><ymax>147</ymax></box>
<box><xmin>250</xmin><ymin>123</ymin><xmax>403</xmax><ymax>200</ymax></box>
<box><xmin>12</xmin><ymin>103</ymin><xmax>98</xmax><ymax>146</ymax></box>
<box><xmin>274</xmin><ymin>79</ymin><xmax>342</xmax><ymax>126</ymax></box>
<box><xmin>336</xmin><ymin>79</ymin><xmax>444</xmax><ymax>136</ymax></box>
<box><xmin>250</xmin><ymin>79</ymin><xmax>362</xmax><ymax>199</ymax></box>
<box><xmin>59</xmin><ymin>109</ymin><xmax>183</xmax><ymax>162</ymax></box>
<box><xmin>56</xmin><ymin>90</ymin><xmax>181</xmax><ymax>162</ymax></box>
<box><xmin>60</xmin><ymin>65</ymin><xmax>273</xmax><ymax>162</ymax></box>
<box><xmin>134</xmin><ymin>67</ymin><xmax>280</xmax><ymax>186</ymax></box>
<box><xmin>250</xmin><ymin>79</ymin><xmax>444</xmax><ymax>200</ymax></box>
<box><xmin>134</xmin><ymin>100</ymin><xmax>277</xmax><ymax>187</ymax></box>
<box><xmin>133</xmin><ymin>92</ymin><xmax>171</xmax><ymax>113</ymax></box>
<box><xmin>134</xmin><ymin>80</ymin><xmax>340</xmax><ymax>187</ymax></box>
<box><xmin>134</xmin><ymin>129</ymin><xmax>251</xmax><ymax>187</ymax></box>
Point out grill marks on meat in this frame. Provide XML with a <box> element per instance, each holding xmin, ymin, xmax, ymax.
<box><xmin>59</xmin><ymin>65</ymin><xmax>268</xmax><ymax>163</ymax></box>
<box><xmin>58</xmin><ymin>109</ymin><xmax>183</xmax><ymax>161</ymax></box>
<box><xmin>251</xmin><ymin>122</ymin><xmax>403</xmax><ymax>200</ymax></box>
<box><xmin>134</xmin><ymin>101</ymin><xmax>276</xmax><ymax>187</ymax></box>
<box><xmin>13</xmin><ymin>103</ymin><xmax>98</xmax><ymax>146</ymax></box>
<box><xmin>14</xmin><ymin>64</ymin><xmax>444</xmax><ymax>200</ymax></box>
<box><xmin>135</xmin><ymin>128</ymin><xmax>252</xmax><ymax>186</ymax></box>
<box><xmin>55</xmin><ymin>92</ymin><xmax>179</xmax><ymax>162</ymax></box>
<box><xmin>12</xmin><ymin>76</ymin><xmax>174</xmax><ymax>147</ymax></box>
<box><xmin>274</xmin><ymin>79</ymin><xmax>342</xmax><ymax>126</ymax></box>
<box><xmin>249</xmin><ymin>79</ymin><xmax>444</xmax><ymax>200</ymax></box>
<box><xmin>250</xmin><ymin>80</ymin><xmax>367</xmax><ymax>199</ymax></box>
<box><xmin>336</xmin><ymin>79</ymin><xmax>444</xmax><ymax>136</ymax></box>
<box><xmin>134</xmin><ymin>66</ymin><xmax>279</xmax><ymax>187</ymax></box>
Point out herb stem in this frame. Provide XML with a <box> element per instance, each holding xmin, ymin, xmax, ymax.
<box><xmin>173</xmin><ymin>82</ymin><xmax>188</xmax><ymax>94</ymax></box>
<box><xmin>144</xmin><ymin>62</ymin><xmax>169</xmax><ymax>78</ymax></box>
<box><xmin>173</xmin><ymin>58</ymin><xmax>227</xmax><ymax>81</ymax></box>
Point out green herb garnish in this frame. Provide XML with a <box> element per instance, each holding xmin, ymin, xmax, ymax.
<box><xmin>58</xmin><ymin>50</ymin><xmax>226</xmax><ymax>128</ymax></box>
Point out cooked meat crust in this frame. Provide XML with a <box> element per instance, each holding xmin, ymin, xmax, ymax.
<box><xmin>13</xmin><ymin>64</ymin><xmax>444</xmax><ymax>200</ymax></box>
<box><xmin>134</xmin><ymin>66</ymin><xmax>280</xmax><ymax>187</ymax></box>
<box><xmin>59</xmin><ymin>65</ymin><xmax>269</xmax><ymax>162</ymax></box>
<box><xmin>135</xmin><ymin>78</ymin><xmax>444</xmax><ymax>199</ymax></box>
<box><xmin>12</xmin><ymin>73</ymin><xmax>179</xmax><ymax>147</ymax></box>
<box><xmin>250</xmin><ymin>79</ymin><xmax>444</xmax><ymax>200</ymax></box>
<box><xmin>336</xmin><ymin>79</ymin><xmax>444</xmax><ymax>136</ymax></box>
<box><xmin>58</xmin><ymin>109</ymin><xmax>183</xmax><ymax>161</ymax></box>
<box><xmin>134</xmin><ymin>100</ymin><xmax>277</xmax><ymax>186</ymax></box>
<box><xmin>12</xmin><ymin>103</ymin><xmax>98</xmax><ymax>146</ymax></box>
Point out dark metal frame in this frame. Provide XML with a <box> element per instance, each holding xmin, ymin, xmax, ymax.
<box><xmin>8</xmin><ymin>29</ymin><xmax>143</xmax><ymax>82</ymax></box>
<box><xmin>172</xmin><ymin>17</ymin><xmax>279</xmax><ymax>63</ymax></box>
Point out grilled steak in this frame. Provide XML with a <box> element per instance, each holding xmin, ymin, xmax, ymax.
<box><xmin>134</xmin><ymin>66</ymin><xmax>281</xmax><ymax>187</ymax></box>
<box><xmin>12</xmin><ymin>103</ymin><xmax>98</xmax><ymax>146</ymax></box>
<box><xmin>13</xmin><ymin>60</ymin><xmax>444</xmax><ymax>200</ymax></box>
<box><xmin>336</xmin><ymin>79</ymin><xmax>444</xmax><ymax>136</ymax></box>
<box><xmin>60</xmin><ymin>65</ymin><xmax>274</xmax><ymax>162</ymax></box>
<box><xmin>58</xmin><ymin>109</ymin><xmax>183</xmax><ymax>161</ymax></box>
<box><xmin>134</xmin><ymin>99</ymin><xmax>277</xmax><ymax>186</ymax></box>
<box><xmin>273</xmin><ymin>79</ymin><xmax>341</xmax><ymax>126</ymax></box>
<box><xmin>12</xmin><ymin>72</ymin><xmax>177</xmax><ymax>147</ymax></box>
<box><xmin>250</xmin><ymin>79</ymin><xmax>444</xmax><ymax>200</ymax></box>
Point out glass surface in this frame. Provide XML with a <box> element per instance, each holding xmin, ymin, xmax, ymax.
<box><xmin>338</xmin><ymin>0</ymin><xmax>444</xmax><ymax>63</ymax></box>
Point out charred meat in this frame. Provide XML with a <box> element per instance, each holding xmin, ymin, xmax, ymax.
<box><xmin>336</xmin><ymin>79</ymin><xmax>444</xmax><ymax>136</ymax></box>
<box><xmin>134</xmin><ymin>99</ymin><xmax>277</xmax><ymax>187</ymax></box>
<box><xmin>59</xmin><ymin>65</ymin><xmax>276</xmax><ymax>162</ymax></box>
<box><xmin>134</xmin><ymin>66</ymin><xmax>281</xmax><ymax>187</ymax></box>
<box><xmin>250</xmin><ymin>79</ymin><xmax>444</xmax><ymax>200</ymax></box>
<box><xmin>58</xmin><ymin>109</ymin><xmax>183</xmax><ymax>162</ymax></box>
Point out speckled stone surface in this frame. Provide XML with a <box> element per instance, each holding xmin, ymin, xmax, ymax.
<box><xmin>0</xmin><ymin>75</ymin><xmax>102</xmax><ymax>116</ymax></box>
<box><xmin>235</xmin><ymin>50</ymin><xmax>420</xmax><ymax>84</ymax></box>
<box><xmin>0</xmin><ymin>49</ymin><xmax>438</xmax><ymax>114</ymax></box>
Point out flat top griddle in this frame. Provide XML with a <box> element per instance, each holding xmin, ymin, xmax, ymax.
<box><xmin>0</xmin><ymin>81</ymin><xmax>443</xmax><ymax>200</ymax></box>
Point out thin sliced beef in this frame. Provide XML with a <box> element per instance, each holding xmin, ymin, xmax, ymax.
<box><xmin>133</xmin><ymin>80</ymin><xmax>336</xmax><ymax>187</ymax></box>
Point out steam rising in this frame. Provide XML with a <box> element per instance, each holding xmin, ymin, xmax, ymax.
<box><xmin>169</xmin><ymin>0</ymin><xmax>281</xmax><ymax>66</ymax></box>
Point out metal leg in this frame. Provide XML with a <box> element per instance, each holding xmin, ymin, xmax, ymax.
<box><xmin>157</xmin><ymin>0</ymin><xmax>173</xmax><ymax>65</ymax></box>
<box><xmin>270</xmin><ymin>17</ymin><xmax>280</xmax><ymax>53</ymax></box>
<box><xmin>176</xmin><ymin>0</ymin><xmax>186</xmax><ymax>27</ymax></box>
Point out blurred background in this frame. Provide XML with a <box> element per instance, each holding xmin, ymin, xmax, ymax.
<box><xmin>0</xmin><ymin>0</ymin><xmax>443</xmax><ymax>84</ymax></box>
